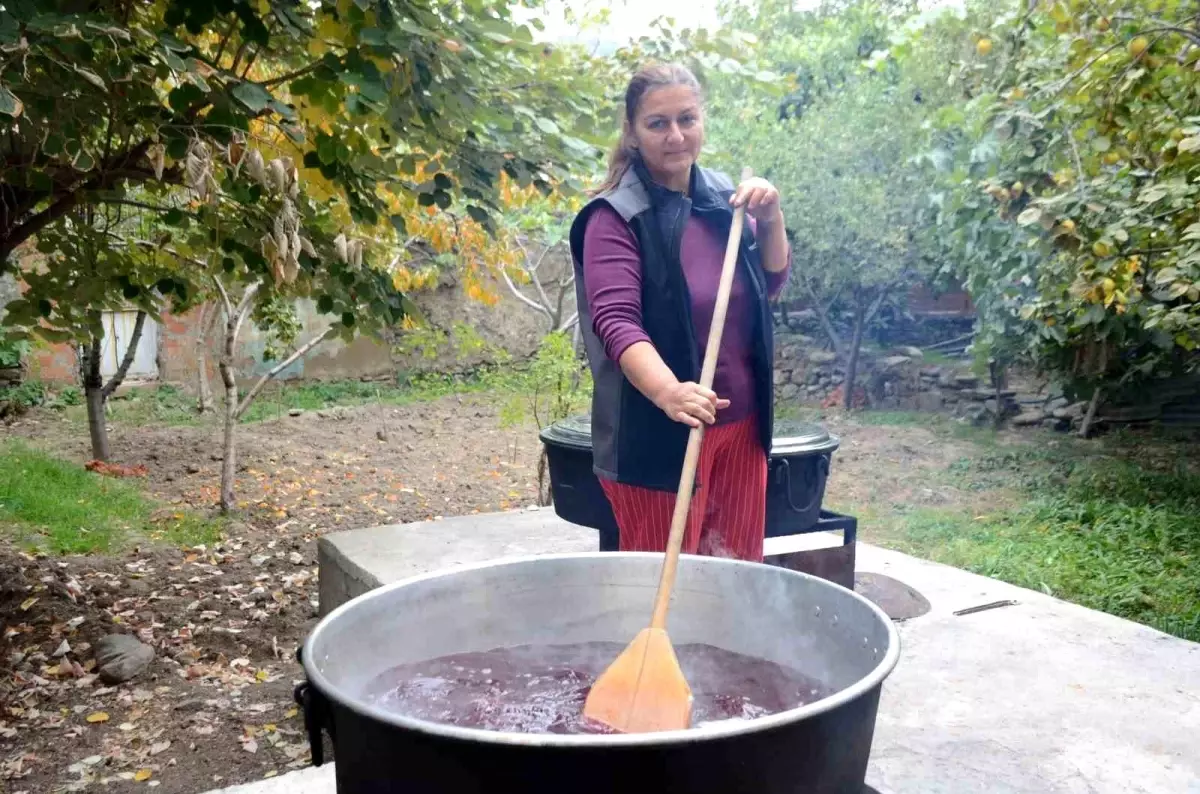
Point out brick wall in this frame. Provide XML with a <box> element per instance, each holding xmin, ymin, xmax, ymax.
<box><xmin>25</xmin><ymin>300</ymin><xmax>395</xmax><ymax>389</ymax></box>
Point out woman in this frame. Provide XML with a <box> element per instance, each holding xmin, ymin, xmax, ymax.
<box><xmin>568</xmin><ymin>62</ymin><xmax>791</xmax><ymax>563</ymax></box>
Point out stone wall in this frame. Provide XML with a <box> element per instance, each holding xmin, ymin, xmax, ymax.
<box><xmin>774</xmin><ymin>332</ymin><xmax>1036</xmax><ymax>425</ymax></box>
<box><xmin>772</xmin><ymin>332</ymin><xmax>986</xmax><ymax>414</ymax></box>
<box><xmin>773</xmin><ymin>331</ymin><xmax>1200</xmax><ymax>434</ymax></box>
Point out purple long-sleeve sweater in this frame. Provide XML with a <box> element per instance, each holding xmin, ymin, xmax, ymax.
<box><xmin>582</xmin><ymin>205</ymin><xmax>791</xmax><ymax>425</ymax></box>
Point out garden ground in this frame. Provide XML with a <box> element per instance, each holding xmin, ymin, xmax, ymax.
<box><xmin>1</xmin><ymin>381</ymin><xmax>1196</xmax><ymax>793</ymax></box>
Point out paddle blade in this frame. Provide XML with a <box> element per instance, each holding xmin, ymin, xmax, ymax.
<box><xmin>582</xmin><ymin>627</ymin><xmax>693</xmax><ymax>734</ymax></box>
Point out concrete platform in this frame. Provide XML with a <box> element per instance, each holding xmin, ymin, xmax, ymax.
<box><xmin>211</xmin><ymin>509</ymin><xmax>1200</xmax><ymax>794</ymax></box>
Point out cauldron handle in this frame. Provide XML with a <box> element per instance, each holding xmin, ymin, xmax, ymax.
<box><xmin>294</xmin><ymin>646</ymin><xmax>335</xmax><ymax>767</ymax></box>
<box><xmin>777</xmin><ymin>454</ymin><xmax>830</xmax><ymax>515</ymax></box>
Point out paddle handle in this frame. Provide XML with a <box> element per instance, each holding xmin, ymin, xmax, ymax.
<box><xmin>649</xmin><ymin>166</ymin><xmax>753</xmax><ymax>631</ymax></box>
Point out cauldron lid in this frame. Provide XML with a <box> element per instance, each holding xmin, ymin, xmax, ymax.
<box><xmin>538</xmin><ymin>413</ymin><xmax>593</xmax><ymax>450</ymax></box>
<box><xmin>771</xmin><ymin>420</ymin><xmax>840</xmax><ymax>457</ymax></box>
<box><xmin>540</xmin><ymin>414</ymin><xmax>839</xmax><ymax>457</ymax></box>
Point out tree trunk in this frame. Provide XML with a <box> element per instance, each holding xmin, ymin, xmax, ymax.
<box><xmin>537</xmin><ymin>449</ymin><xmax>551</xmax><ymax>507</ymax></box>
<box><xmin>196</xmin><ymin>303</ymin><xmax>219</xmax><ymax>414</ymax></box>
<box><xmin>989</xmin><ymin>358</ymin><xmax>1005</xmax><ymax>429</ymax></box>
<box><xmin>83</xmin><ymin>340</ymin><xmax>110</xmax><ymax>462</ymax></box>
<box><xmin>83</xmin><ymin>310</ymin><xmax>148</xmax><ymax>461</ymax></box>
<box><xmin>802</xmin><ymin>280</ymin><xmax>845</xmax><ymax>358</ymax></box>
<box><xmin>843</xmin><ymin>294</ymin><xmax>867</xmax><ymax>411</ymax></box>
<box><xmin>218</xmin><ymin>316</ymin><xmax>239</xmax><ymax>514</ymax></box>
<box><xmin>1079</xmin><ymin>387</ymin><xmax>1102</xmax><ymax>439</ymax></box>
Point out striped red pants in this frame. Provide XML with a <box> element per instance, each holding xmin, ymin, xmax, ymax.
<box><xmin>599</xmin><ymin>415</ymin><xmax>767</xmax><ymax>562</ymax></box>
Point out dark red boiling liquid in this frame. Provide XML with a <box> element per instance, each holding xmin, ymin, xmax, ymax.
<box><xmin>362</xmin><ymin>641</ymin><xmax>829</xmax><ymax>734</ymax></box>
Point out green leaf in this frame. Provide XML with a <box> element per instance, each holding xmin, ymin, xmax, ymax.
<box><xmin>317</xmin><ymin>295</ymin><xmax>335</xmax><ymax>314</ymax></box>
<box><xmin>166</xmin><ymin>136</ymin><xmax>189</xmax><ymax>160</ymax></box>
<box><xmin>0</xmin><ymin>84</ymin><xmax>23</xmax><ymax>117</ymax></box>
<box><xmin>1178</xmin><ymin>136</ymin><xmax>1200</xmax><ymax>154</ymax></box>
<box><xmin>41</xmin><ymin>133</ymin><xmax>62</xmax><ymax>156</ymax></box>
<box><xmin>168</xmin><ymin>84</ymin><xmax>204</xmax><ymax>114</ymax></box>
<box><xmin>1138</xmin><ymin>186</ymin><xmax>1168</xmax><ymax>204</ymax></box>
<box><xmin>1017</xmin><ymin>207</ymin><xmax>1042</xmax><ymax>226</ymax></box>
<box><xmin>535</xmin><ymin>117</ymin><xmax>559</xmax><ymax>135</ymax></box>
<box><xmin>231</xmin><ymin>82</ymin><xmax>273</xmax><ymax>113</ymax></box>
<box><xmin>317</xmin><ymin>136</ymin><xmax>337</xmax><ymax>165</ymax></box>
<box><xmin>360</xmin><ymin>28</ymin><xmax>387</xmax><ymax>46</ymax></box>
<box><xmin>74</xmin><ymin>68</ymin><xmax>106</xmax><ymax>90</ymax></box>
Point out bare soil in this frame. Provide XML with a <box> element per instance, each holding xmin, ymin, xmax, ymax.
<box><xmin>0</xmin><ymin>395</ymin><xmax>1003</xmax><ymax>793</ymax></box>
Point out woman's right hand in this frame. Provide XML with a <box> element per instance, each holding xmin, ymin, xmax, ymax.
<box><xmin>654</xmin><ymin>381</ymin><xmax>730</xmax><ymax>428</ymax></box>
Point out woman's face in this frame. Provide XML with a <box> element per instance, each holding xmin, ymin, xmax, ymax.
<box><xmin>628</xmin><ymin>85</ymin><xmax>704</xmax><ymax>188</ymax></box>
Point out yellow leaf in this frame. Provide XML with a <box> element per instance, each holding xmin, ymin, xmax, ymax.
<box><xmin>86</xmin><ymin>711</ymin><xmax>110</xmax><ymax>723</ymax></box>
<box><xmin>135</xmin><ymin>769</ymin><xmax>152</xmax><ymax>782</ymax></box>
<box><xmin>315</xmin><ymin>15</ymin><xmax>343</xmax><ymax>46</ymax></box>
<box><xmin>19</xmin><ymin>597</ymin><xmax>38</xmax><ymax>611</ymax></box>
<box><xmin>255</xmin><ymin>669</ymin><xmax>269</xmax><ymax>682</ymax></box>
<box><xmin>285</xmin><ymin>707</ymin><xmax>299</xmax><ymax>720</ymax></box>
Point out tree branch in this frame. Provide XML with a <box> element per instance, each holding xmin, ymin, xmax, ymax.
<box><xmin>213</xmin><ymin>17</ymin><xmax>238</xmax><ymax>67</ymax></box>
<box><xmin>1</xmin><ymin>191</ymin><xmax>82</xmax><ymax>261</ymax></box>
<box><xmin>500</xmin><ymin>266</ymin><xmax>552</xmax><ymax>317</ymax></box>
<box><xmin>97</xmin><ymin>198</ymin><xmax>193</xmax><ymax>216</ymax></box>
<box><xmin>101</xmin><ymin>310</ymin><xmax>147</xmax><ymax>399</ymax></box>
<box><xmin>557</xmin><ymin>311</ymin><xmax>579</xmax><ymax>333</ymax></box>
<box><xmin>212</xmin><ymin>274</ymin><xmax>233</xmax><ymax>319</ymax></box>
<box><xmin>864</xmin><ymin>283</ymin><xmax>893</xmax><ymax>326</ymax></box>
<box><xmin>801</xmin><ymin>275</ymin><xmax>845</xmax><ymax>357</ymax></box>
<box><xmin>235</xmin><ymin>327</ymin><xmax>334</xmax><ymax>418</ymax></box>
<box><xmin>261</xmin><ymin>60</ymin><xmax>323</xmax><ymax>88</ymax></box>
<box><xmin>1</xmin><ymin>140</ymin><xmax>157</xmax><ymax>261</ymax></box>
<box><xmin>231</xmin><ymin>281</ymin><xmax>262</xmax><ymax>346</ymax></box>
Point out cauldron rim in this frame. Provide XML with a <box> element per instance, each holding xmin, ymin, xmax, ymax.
<box><xmin>302</xmin><ymin>552</ymin><xmax>901</xmax><ymax>748</ymax></box>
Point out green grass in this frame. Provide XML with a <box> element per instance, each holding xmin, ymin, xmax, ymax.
<box><xmin>64</xmin><ymin>370</ymin><xmax>506</xmax><ymax>428</ymax></box>
<box><xmin>920</xmin><ymin>349</ymin><xmax>962</xmax><ymax>368</ymax></box>
<box><xmin>0</xmin><ymin>441</ymin><xmax>225</xmax><ymax>554</ymax></box>
<box><xmin>875</xmin><ymin>440</ymin><xmax>1200</xmax><ymax>642</ymax></box>
<box><xmin>64</xmin><ymin>354</ymin><xmax>594</xmax><ymax>430</ymax></box>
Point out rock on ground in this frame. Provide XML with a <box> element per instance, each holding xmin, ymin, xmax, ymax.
<box><xmin>95</xmin><ymin>633</ymin><xmax>155</xmax><ymax>684</ymax></box>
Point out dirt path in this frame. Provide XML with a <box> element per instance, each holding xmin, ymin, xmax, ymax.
<box><xmin>0</xmin><ymin>396</ymin><xmax>1002</xmax><ymax>793</ymax></box>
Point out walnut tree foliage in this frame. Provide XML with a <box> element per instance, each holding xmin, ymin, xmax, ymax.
<box><xmin>0</xmin><ymin>0</ymin><xmax>611</xmax><ymax>350</ymax></box>
<box><xmin>913</xmin><ymin>0</ymin><xmax>1200</xmax><ymax>398</ymax></box>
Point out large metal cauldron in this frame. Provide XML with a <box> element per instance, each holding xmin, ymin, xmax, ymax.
<box><xmin>299</xmin><ymin>553</ymin><xmax>900</xmax><ymax>794</ymax></box>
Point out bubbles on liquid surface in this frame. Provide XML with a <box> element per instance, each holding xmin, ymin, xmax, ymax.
<box><xmin>362</xmin><ymin>642</ymin><xmax>832</xmax><ymax>735</ymax></box>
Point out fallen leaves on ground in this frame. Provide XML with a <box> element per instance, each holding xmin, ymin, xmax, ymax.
<box><xmin>1</xmin><ymin>397</ymin><xmax>545</xmax><ymax>792</ymax></box>
<box><xmin>85</xmin><ymin>460</ymin><xmax>150</xmax><ymax>478</ymax></box>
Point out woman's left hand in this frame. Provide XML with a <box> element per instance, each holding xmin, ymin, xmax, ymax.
<box><xmin>731</xmin><ymin>177</ymin><xmax>783</xmax><ymax>222</ymax></box>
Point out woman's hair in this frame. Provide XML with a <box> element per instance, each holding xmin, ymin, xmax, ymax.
<box><xmin>592</xmin><ymin>62</ymin><xmax>703</xmax><ymax>195</ymax></box>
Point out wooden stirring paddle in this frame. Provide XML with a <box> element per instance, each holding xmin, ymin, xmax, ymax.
<box><xmin>583</xmin><ymin>167</ymin><xmax>754</xmax><ymax>734</ymax></box>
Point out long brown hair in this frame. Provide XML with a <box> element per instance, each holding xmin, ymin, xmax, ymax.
<box><xmin>592</xmin><ymin>62</ymin><xmax>704</xmax><ymax>195</ymax></box>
